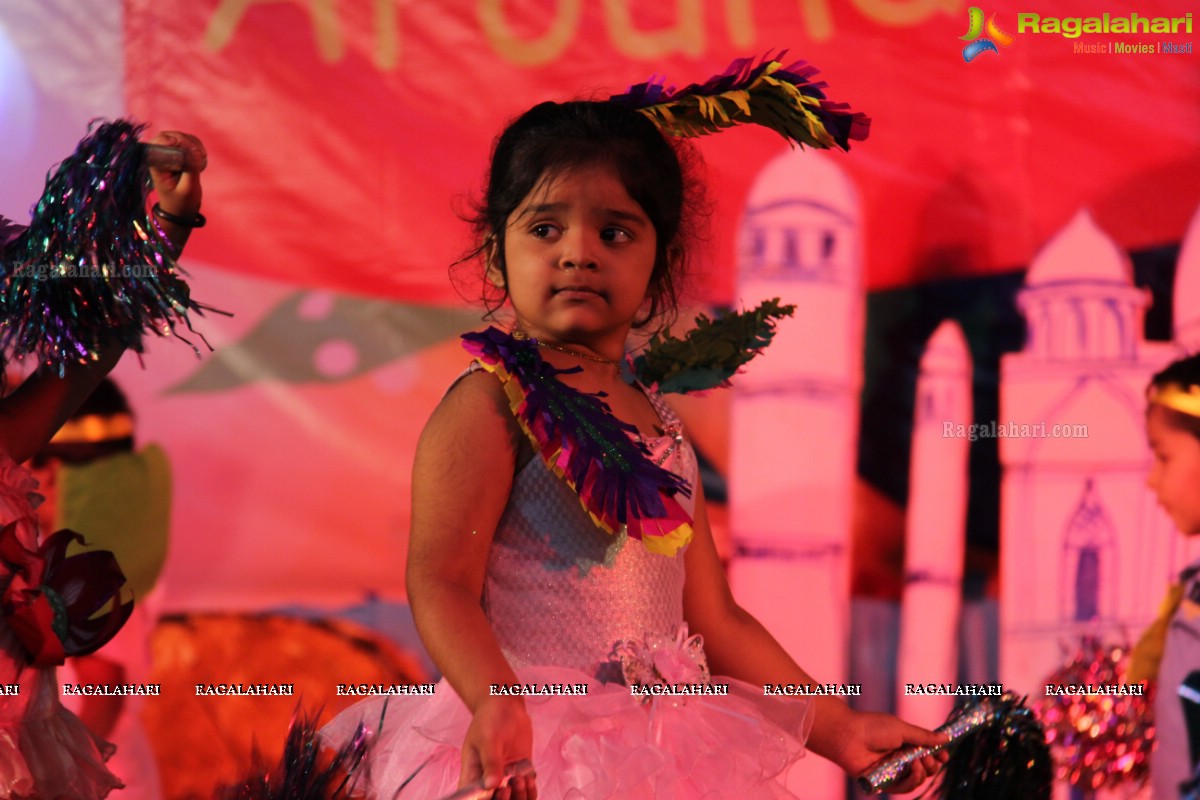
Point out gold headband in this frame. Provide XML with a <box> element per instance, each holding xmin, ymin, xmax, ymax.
<box><xmin>49</xmin><ymin>413</ymin><xmax>135</xmax><ymax>444</ymax></box>
<box><xmin>1148</xmin><ymin>383</ymin><xmax>1200</xmax><ymax>420</ymax></box>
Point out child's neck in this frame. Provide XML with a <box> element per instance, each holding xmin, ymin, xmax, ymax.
<box><xmin>540</xmin><ymin>350</ymin><xmax>626</xmax><ymax>389</ymax></box>
<box><xmin>533</xmin><ymin>338</ymin><xmax>621</xmax><ymax>369</ymax></box>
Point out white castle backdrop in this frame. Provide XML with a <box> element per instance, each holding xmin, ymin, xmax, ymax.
<box><xmin>725</xmin><ymin>138</ymin><xmax>1200</xmax><ymax>798</ymax></box>
<box><xmin>1001</xmin><ymin>206</ymin><xmax>1200</xmax><ymax>697</ymax></box>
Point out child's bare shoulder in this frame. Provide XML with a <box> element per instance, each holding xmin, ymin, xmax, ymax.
<box><xmin>442</xmin><ymin>368</ymin><xmax>510</xmax><ymax>413</ymax></box>
<box><xmin>422</xmin><ymin>369</ymin><xmax>520</xmax><ymax>450</ymax></box>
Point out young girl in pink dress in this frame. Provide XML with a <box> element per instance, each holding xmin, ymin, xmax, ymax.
<box><xmin>324</xmin><ymin>67</ymin><xmax>947</xmax><ymax>799</ymax></box>
<box><xmin>0</xmin><ymin>130</ymin><xmax>205</xmax><ymax>799</ymax></box>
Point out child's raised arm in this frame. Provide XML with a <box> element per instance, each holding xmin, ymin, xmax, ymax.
<box><xmin>681</xmin><ymin>483</ymin><xmax>947</xmax><ymax>793</ymax></box>
<box><xmin>406</xmin><ymin>369</ymin><xmax>535</xmax><ymax>795</ymax></box>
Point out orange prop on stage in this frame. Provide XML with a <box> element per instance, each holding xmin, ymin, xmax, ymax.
<box><xmin>144</xmin><ymin>613</ymin><xmax>427</xmax><ymax>799</ymax></box>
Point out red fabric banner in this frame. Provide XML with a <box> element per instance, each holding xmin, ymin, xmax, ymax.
<box><xmin>125</xmin><ymin>0</ymin><xmax>1199</xmax><ymax>302</ymax></box>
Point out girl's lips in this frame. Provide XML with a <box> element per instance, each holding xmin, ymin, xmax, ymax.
<box><xmin>554</xmin><ymin>286</ymin><xmax>604</xmax><ymax>298</ymax></box>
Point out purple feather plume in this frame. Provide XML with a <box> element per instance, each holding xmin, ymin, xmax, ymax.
<box><xmin>462</xmin><ymin>328</ymin><xmax>692</xmax><ymax>546</ymax></box>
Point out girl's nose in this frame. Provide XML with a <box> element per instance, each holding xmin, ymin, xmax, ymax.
<box><xmin>559</xmin><ymin>230</ymin><xmax>598</xmax><ymax>270</ymax></box>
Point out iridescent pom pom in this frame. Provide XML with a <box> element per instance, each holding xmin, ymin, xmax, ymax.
<box><xmin>217</xmin><ymin>709</ymin><xmax>373</xmax><ymax>800</ymax></box>
<box><xmin>1037</xmin><ymin>637</ymin><xmax>1154</xmax><ymax>792</ymax></box>
<box><xmin>857</xmin><ymin>692</ymin><xmax>1052</xmax><ymax>798</ymax></box>
<box><xmin>939</xmin><ymin>694</ymin><xmax>1052</xmax><ymax>799</ymax></box>
<box><xmin>0</xmin><ymin>119</ymin><xmax>211</xmax><ymax>371</ymax></box>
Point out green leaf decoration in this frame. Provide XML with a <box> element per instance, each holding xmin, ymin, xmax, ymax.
<box><xmin>632</xmin><ymin>299</ymin><xmax>796</xmax><ymax>394</ymax></box>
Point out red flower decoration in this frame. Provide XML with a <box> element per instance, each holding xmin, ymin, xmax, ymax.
<box><xmin>0</xmin><ymin>523</ymin><xmax>133</xmax><ymax>667</ymax></box>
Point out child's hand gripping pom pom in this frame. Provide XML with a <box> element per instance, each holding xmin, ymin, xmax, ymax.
<box><xmin>0</xmin><ymin>119</ymin><xmax>221</xmax><ymax>372</ymax></box>
<box><xmin>857</xmin><ymin>692</ymin><xmax>1052</xmax><ymax>799</ymax></box>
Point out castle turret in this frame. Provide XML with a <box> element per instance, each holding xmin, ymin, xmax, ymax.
<box><xmin>1018</xmin><ymin>210</ymin><xmax>1149</xmax><ymax>362</ymax></box>
<box><xmin>728</xmin><ymin>148</ymin><xmax>862</xmax><ymax>798</ymax></box>
<box><xmin>1000</xmin><ymin>209</ymin><xmax>1178</xmax><ymax>698</ymax></box>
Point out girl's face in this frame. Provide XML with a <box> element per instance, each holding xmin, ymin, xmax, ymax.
<box><xmin>496</xmin><ymin>164</ymin><xmax>657</xmax><ymax>352</ymax></box>
<box><xmin>1146</xmin><ymin>404</ymin><xmax>1200</xmax><ymax>536</ymax></box>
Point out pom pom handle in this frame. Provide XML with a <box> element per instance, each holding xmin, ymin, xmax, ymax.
<box><xmin>140</xmin><ymin>142</ymin><xmax>207</xmax><ymax>173</ymax></box>
<box><xmin>142</xmin><ymin>143</ymin><xmax>186</xmax><ymax>171</ymax></box>
<box><xmin>143</xmin><ymin>142</ymin><xmax>204</xmax><ymax>172</ymax></box>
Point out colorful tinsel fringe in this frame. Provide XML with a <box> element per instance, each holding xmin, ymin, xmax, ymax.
<box><xmin>936</xmin><ymin>693</ymin><xmax>1052</xmax><ymax>799</ymax></box>
<box><xmin>463</xmin><ymin>327</ymin><xmax>693</xmax><ymax>556</ymax></box>
<box><xmin>0</xmin><ymin>119</ymin><xmax>210</xmax><ymax>370</ymax></box>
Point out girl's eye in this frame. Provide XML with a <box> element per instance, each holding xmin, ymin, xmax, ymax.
<box><xmin>531</xmin><ymin>223</ymin><xmax>559</xmax><ymax>239</ymax></box>
<box><xmin>601</xmin><ymin>227</ymin><xmax>632</xmax><ymax>243</ymax></box>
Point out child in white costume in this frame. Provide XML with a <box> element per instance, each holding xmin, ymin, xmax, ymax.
<box><xmin>324</xmin><ymin>63</ymin><xmax>947</xmax><ymax>799</ymax></box>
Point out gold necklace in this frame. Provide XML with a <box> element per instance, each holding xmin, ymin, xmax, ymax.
<box><xmin>513</xmin><ymin>331</ymin><xmax>622</xmax><ymax>367</ymax></box>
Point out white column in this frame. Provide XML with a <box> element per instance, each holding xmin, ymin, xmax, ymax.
<box><xmin>727</xmin><ymin>149</ymin><xmax>863</xmax><ymax>799</ymax></box>
<box><xmin>896</xmin><ymin>320</ymin><xmax>971</xmax><ymax>728</ymax></box>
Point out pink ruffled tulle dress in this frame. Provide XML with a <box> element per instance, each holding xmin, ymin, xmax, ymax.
<box><xmin>0</xmin><ymin>449</ymin><xmax>121</xmax><ymax>799</ymax></box>
<box><xmin>321</xmin><ymin>390</ymin><xmax>813</xmax><ymax>798</ymax></box>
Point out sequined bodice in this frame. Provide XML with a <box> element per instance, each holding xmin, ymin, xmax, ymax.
<box><xmin>482</xmin><ymin>391</ymin><xmax>696</xmax><ymax>680</ymax></box>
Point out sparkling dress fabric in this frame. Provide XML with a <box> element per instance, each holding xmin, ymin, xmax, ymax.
<box><xmin>321</xmin><ymin>382</ymin><xmax>812</xmax><ymax>798</ymax></box>
<box><xmin>0</xmin><ymin>448</ymin><xmax>122</xmax><ymax>799</ymax></box>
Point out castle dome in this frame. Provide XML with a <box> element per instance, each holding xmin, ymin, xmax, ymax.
<box><xmin>1026</xmin><ymin>209</ymin><xmax>1132</xmax><ymax>287</ymax></box>
<box><xmin>1018</xmin><ymin>210</ymin><xmax>1149</xmax><ymax>361</ymax></box>
<box><xmin>743</xmin><ymin>149</ymin><xmax>859</xmax><ymax>220</ymax></box>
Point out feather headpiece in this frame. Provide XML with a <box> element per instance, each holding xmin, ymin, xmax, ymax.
<box><xmin>611</xmin><ymin>52</ymin><xmax>870</xmax><ymax>150</ymax></box>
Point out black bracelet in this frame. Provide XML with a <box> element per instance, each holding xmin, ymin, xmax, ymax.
<box><xmin>152</xmin><ymin>202</ymin><xmax>206</xmax><ymax>228</ymax></box>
